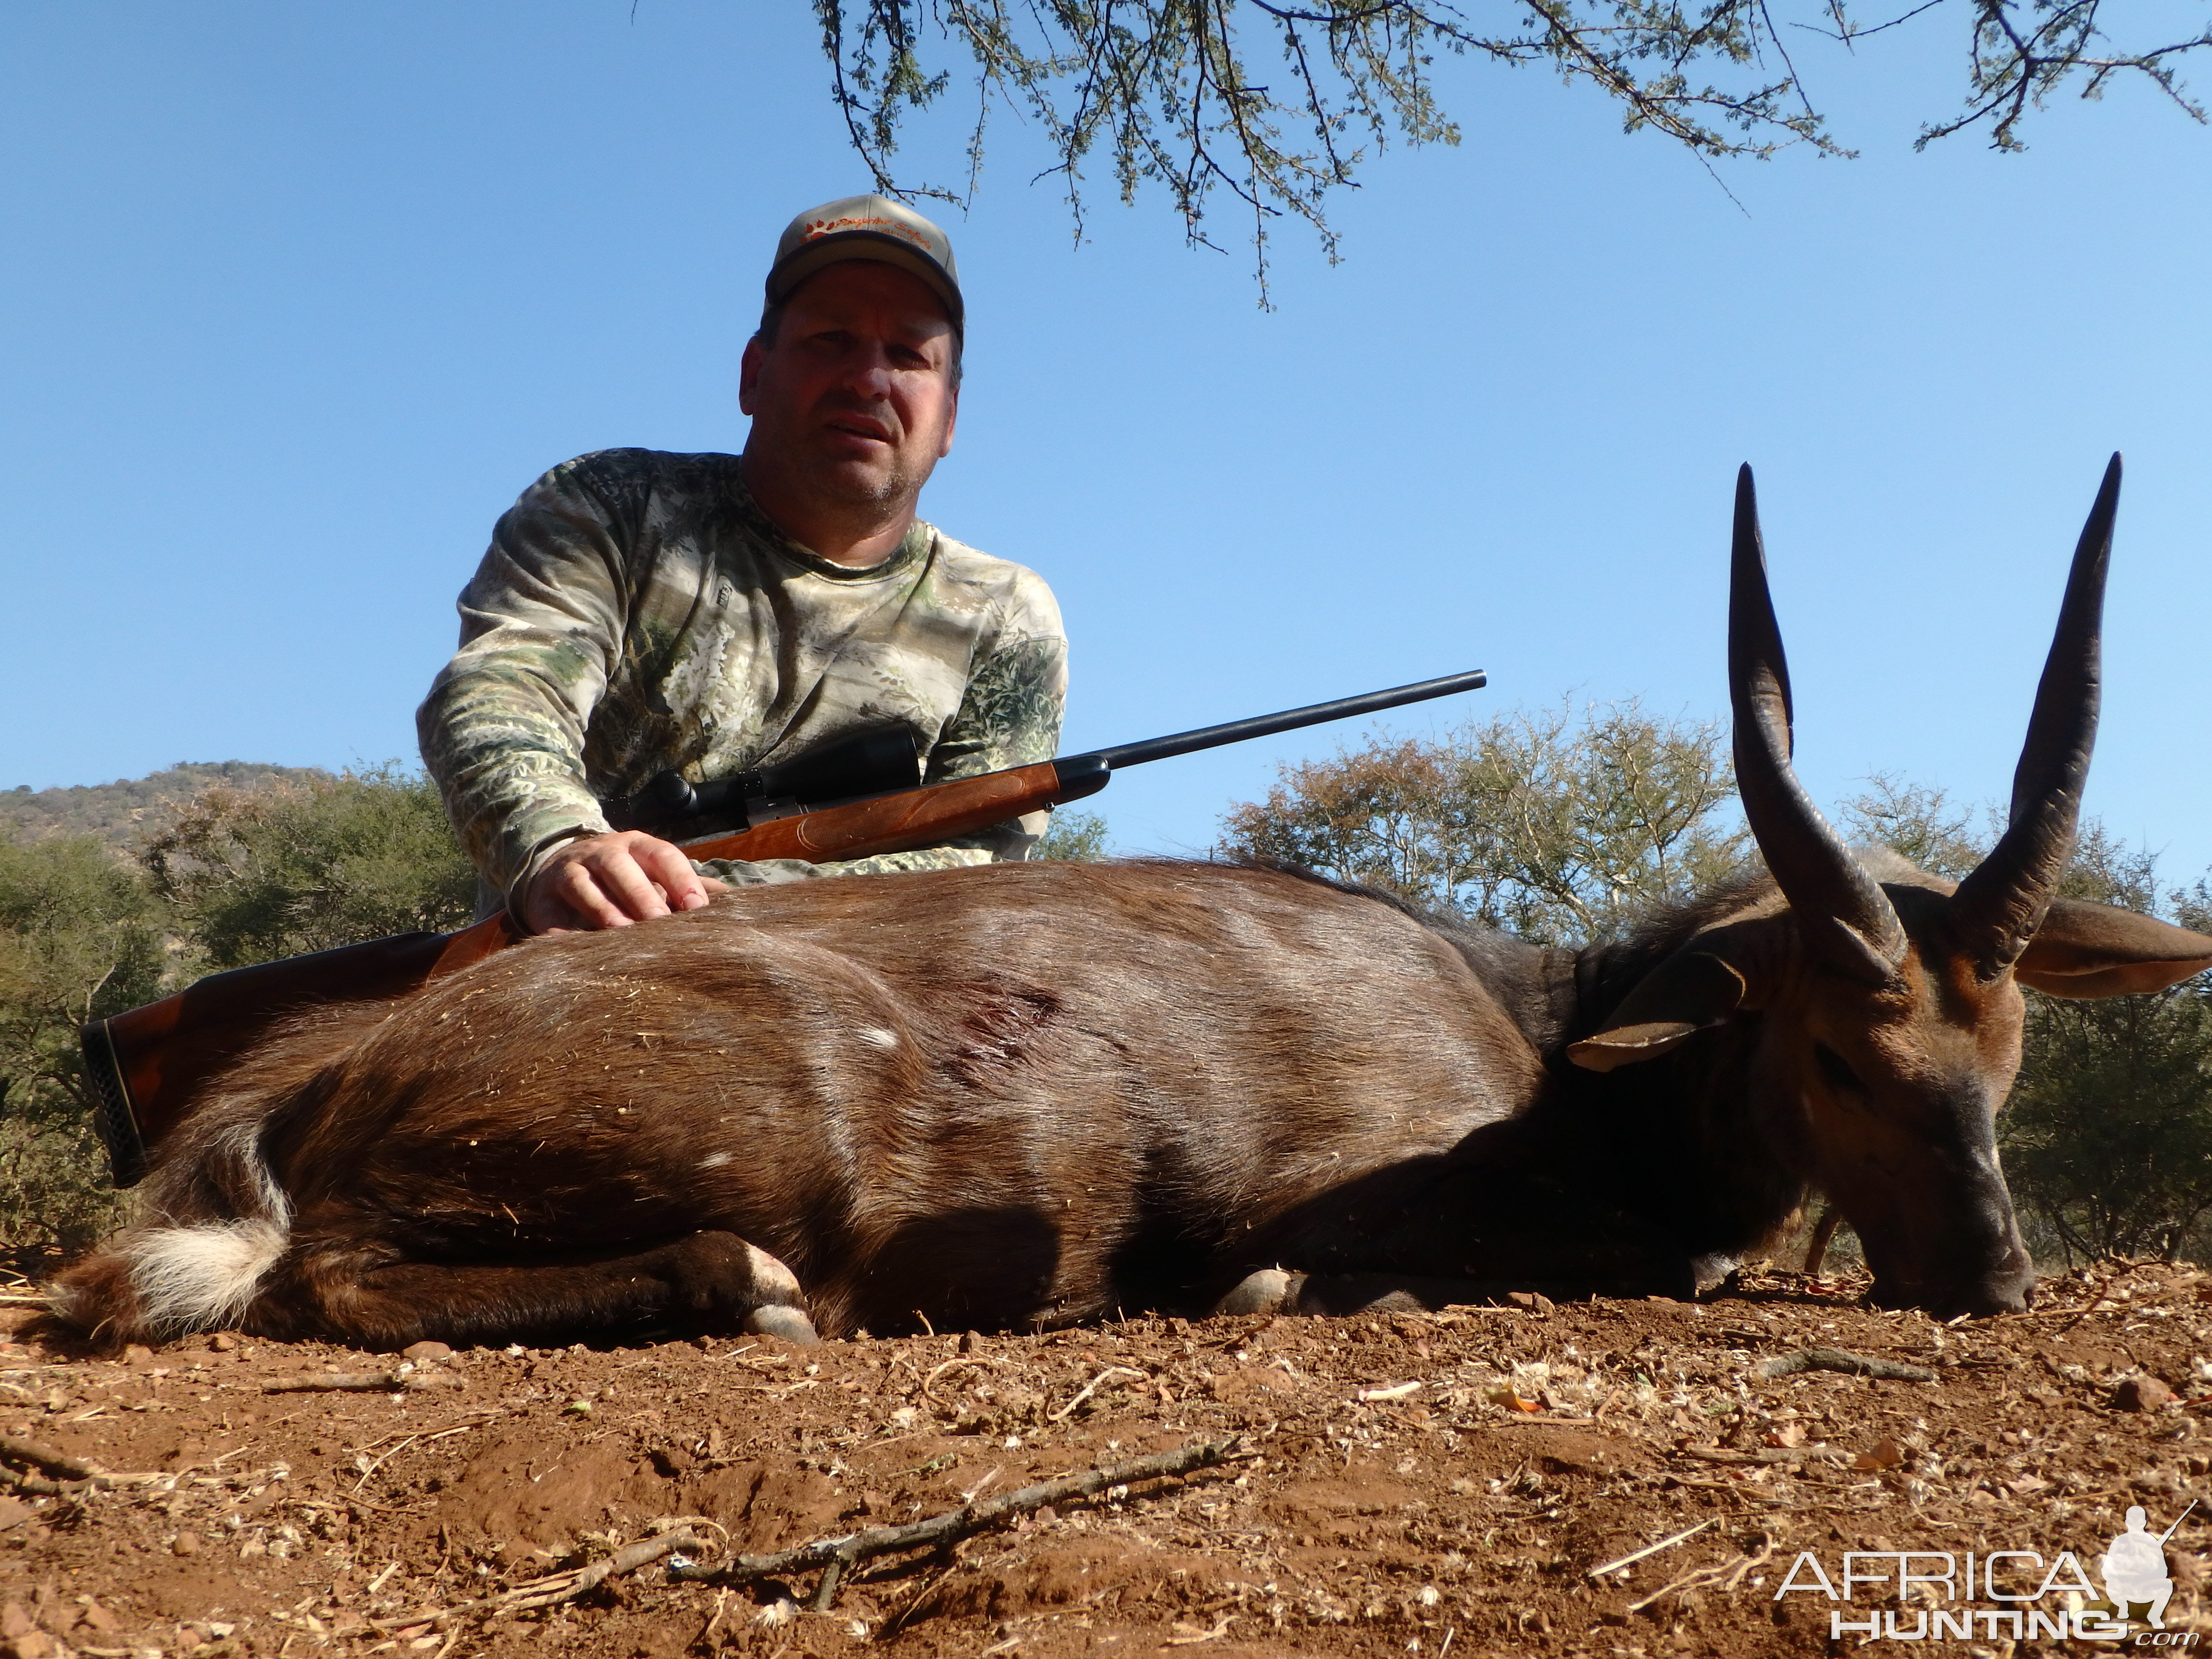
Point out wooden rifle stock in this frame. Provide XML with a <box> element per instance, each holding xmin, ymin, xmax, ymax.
<box><xmin>82</xmin><ymin>666</ymin><xmax>1484</xmax><ymax>1184</ymax></box>
<box><xmin>683</xmin><ymin>758</ymin><xmax>1074</xmax><ymax>865</ymax></box>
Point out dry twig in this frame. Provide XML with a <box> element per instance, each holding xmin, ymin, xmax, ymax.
<box><xmin>918</xmin><ymin>1356</ymin><xmax>997</xmax><ymax>1406</ymax></box>
<box><xmin>261</xmin><ymin>1369</ymin><xmax>463</xmax><ymax>1395</ymax></box>
<box><xmin>1588</xmin><ymin>1518</ymin><xmax>1715</xmax><ymax>1578</ymax></box>
<box><xmin>1757</xmin><ymin>1347</ymin><xmax>1936</xmax><ymax>1382</ymax></box>
<box><xmin>1047</xmin><ymin>1365</ymin><xmax>1147</xmax><ymax>1422</ymax></box>
<box><xmin>1679</xmin><ymin>1443</ymin><xmax>1841</xmax><ymax>1467</ymax></box>
<box><xmin>0</xmin><ymin>1434</ymin><xmax>164</xmax><ymax>1496</ymax></box>
<box><xmin>0</xmin><ymin>1465</ymin><xmax>74</xmax><ymax>1499</ymax></box>
<box><xmin>0</xmin><ymin>1433</ymin><xmax>102</xmax><ymax>1481</ymax></box>
<box><xmin>671</xmin><ymin>1437</ymin><xmax>1253</xmax><ymax>1609</ymax></box>
<box><xmin>1627</xmin><ymin>1532</ymin><xmax>1779</xmax><ymax>1613</ymax></box>
<box><xmin>372</xmin><ymin>1527</ymin><xmax>702</xmax><ymax>1630</ymax></box>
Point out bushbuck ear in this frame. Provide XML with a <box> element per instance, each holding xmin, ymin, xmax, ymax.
<box><xmin>1569</xmin><ymin>950</ymin><xmax>1749</xmax><ymax>1072</ymax></box>
<box><xmin>2015</xmin><ymin>899</ymin><xmax>2212</xmax><ymax>997</ymax></box>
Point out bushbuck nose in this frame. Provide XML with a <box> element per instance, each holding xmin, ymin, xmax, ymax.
<box><xmin>1871</xmin><ymin>1216</ymin><xmax>2035</xmax><ymax>1318</ymax></box>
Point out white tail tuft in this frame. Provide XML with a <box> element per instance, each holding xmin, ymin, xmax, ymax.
<box><xmin>123</xmin><ymin>1220</ymin><xmax>289</xmax><ymax>1338</ymax></box>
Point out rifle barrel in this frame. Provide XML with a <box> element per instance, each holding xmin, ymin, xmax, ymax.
<box><xmin>2161</xmin><ymin>1499</ymin><xmax>2198</xmax><ymax>1543</ymax></box>
<box><xmin>1085</xmin><ymin>669</ymin><xmax>1487</xmax><ymax>773</ymax></box>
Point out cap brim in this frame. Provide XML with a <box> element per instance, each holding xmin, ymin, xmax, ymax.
<box><xmin>766</xmin><ymin>233</ymin><xmax>963</xmax><ymax>329</ymax></box>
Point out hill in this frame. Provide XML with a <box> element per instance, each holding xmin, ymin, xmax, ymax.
<box><xmin>0</xmin><ymin>761</ymin><xmax>332</xmax><ymax>850</ymax></box>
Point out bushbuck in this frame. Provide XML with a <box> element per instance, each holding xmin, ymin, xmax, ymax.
<box><xmin>53</xmin><ymin>460</ymin><xmax>2212</xmax><ymax>1348</ymax></box>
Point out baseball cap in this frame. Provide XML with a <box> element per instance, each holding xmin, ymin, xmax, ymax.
<box><xmin>765</xmin><ymin>194</ymin><xmax>963</xmax><ymax>331</ymax></box>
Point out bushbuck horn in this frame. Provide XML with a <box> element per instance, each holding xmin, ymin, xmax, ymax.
<box><xmin>1729</xmin><ymin>464</ymin><xmax>1907</xmax><ymax>982</ymax></box>
<box><xmin>1948</xmin><ymin>454</ymin><xmax>2122</xmax><ymax>977</ymax></box>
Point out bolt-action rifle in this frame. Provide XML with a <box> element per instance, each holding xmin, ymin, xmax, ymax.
<box><xmin>81</xmin><ymin>669</ymin><xmax>1486</xmax><ymax>1185</ymax></box>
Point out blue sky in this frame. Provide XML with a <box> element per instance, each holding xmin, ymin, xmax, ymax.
<box><xmin>4</xmin><ymin>3</ymin><xmax>2208</xmax><ymax>880</ymax></box>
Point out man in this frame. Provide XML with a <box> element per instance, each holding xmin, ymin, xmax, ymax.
<box><xmin>419</xmin><ymin>195</ymin><xmax>1067</xmax><ymax>932</ymax></box>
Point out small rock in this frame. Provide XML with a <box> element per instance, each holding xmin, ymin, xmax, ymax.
<box><xmin>401</xmin><ymin>1341</ymin><xmax>452</xmax><ymax>1363</ymax></box>
<box><xmin>0</xmin><ymin>1605</ymin><xmax>33</xmax><ymax>1640</ymax></box>
<box><xmin>122</xmin><ymin>1344</ymin><xmax>155</xmax><ymax>1368</ymax></box>
<box><xmin>2116</xmin><ymin>1375</ymin><xmax>2176</xmax><ymax>1412</ymax></box>
<box><xmin>8</xmin><ymin>1632</ymin><xmax>63</xmax><ymax>1659</ymax></box>
<box><xmin>75</xmin><ymin>1601</ymin><xmax>120</xmax><ymax>1635</ymax></box>
<box><xmin>208</xmin><ymin>1333</ymin><xmax>238</xmax><ymax>1353</ymax></box>
<box><xmin>1506</xmin><ymin>1291</ymin><xmax>1556</xmax><ymax>1315</ymax></box>
<box><xmin>172</xmin><ymin>1531</ymin><xmax>203</xmax><ymax>1557</ymax></box>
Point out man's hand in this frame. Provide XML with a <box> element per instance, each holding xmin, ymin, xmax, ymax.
<box><xmin>522</xmin><ymin>831</ymin><xmax>729</xmax><ymax>934</ymax></box>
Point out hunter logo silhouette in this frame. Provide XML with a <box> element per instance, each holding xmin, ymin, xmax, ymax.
<box><xmin>2103</xmin><ymin>1501</ymin><xmax>2196</xmax><ymax>1629</ymax></box>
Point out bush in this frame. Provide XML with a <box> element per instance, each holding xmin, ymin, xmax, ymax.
<box><xmin>1216</xmin><ymin>698</ymin><xmax>1745</xmax><ymax>944</ymax></box>
<box><xmin>1035</xmin><ymin>809</ymin><xmax>1110</xmax><ymax>862</ymax></box>
<box><xmin>0</xmin><ymin>836</ymin><xmax>170</xmax><ymax>1260</ymax></box>
<box><xmin>1998</xmin><ymin>831</ymin><xmax>2212</xmax><ymax>1265</ymax></box>
<box><xmin>143</xmin><ymin>764</ymin><xmax>477</xmax><ymax>970</ymax></box>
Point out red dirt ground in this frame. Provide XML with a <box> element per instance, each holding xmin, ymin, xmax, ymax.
<box><xmin>4</xmin><ymin>1260</ymin><xmax>2210</xmax><ymax>1658</ymax></box>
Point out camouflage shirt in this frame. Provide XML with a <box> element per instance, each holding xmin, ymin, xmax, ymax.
<box><xmin>417</xmin><ymin>448</ymin><xmax>1068</xmax><ymax>903</ymax></box>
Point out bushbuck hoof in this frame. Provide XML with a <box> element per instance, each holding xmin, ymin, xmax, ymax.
<box><xmin>664</xmin><ymin>1233</ymin><xmax>817</xmax><ymax>1340</ymax></box>
<box><xmin>745</xmin><ymin>1304</ymin><xmax>821</xmax><ymax>1345</ymax></box>
<box><xmin>1214</xmin><ymin>1267</ymin><xmax>1304</xmax><ymax>1317</ymax></box>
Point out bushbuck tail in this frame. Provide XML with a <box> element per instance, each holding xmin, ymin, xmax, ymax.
<box><xmin>52</xmin><ymin>459</ymin><xmax>2212</xmax><ymax>1348</ymax></box>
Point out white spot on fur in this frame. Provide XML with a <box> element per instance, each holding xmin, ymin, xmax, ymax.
<box><xmin>858</xmin><ymin>1026</ymin><xmax>899</xmax><ymax>1049</ymax></box>
<box><xmin>123</xmin><ymin>1220</ymin><xmax>289</xmax><ymax>1338</ymax></box>
<box><xmin>699</xmin><ymin>1151</ymin><xmax>733</xmax><ymax>1169</ymax></box>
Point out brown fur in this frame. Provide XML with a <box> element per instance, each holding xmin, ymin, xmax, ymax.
<box><xmin>53</xmin><ymin>851</ymin><xmax>2212</xmax><ymax>1349</ymax></box>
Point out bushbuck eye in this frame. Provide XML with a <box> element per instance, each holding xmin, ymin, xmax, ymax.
<box><xmin>1815</xmin><ymin>1041</ymin><xmax>1864</xmax><ymax>1094</ymax></box>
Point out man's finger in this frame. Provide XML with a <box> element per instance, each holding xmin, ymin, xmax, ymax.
<box><xmin>632</xmin><ymin>838</ymin><xmax>714</xmax><ymax>911</ymax></box>
<box><xmin>551</xmin><ymin>858</ymin><xmax>635</xmax><ymax>929</ymax></box>
<box><xmin>523</xmin><ymin>867</ymin><xmax>616</xmax><ymax>935</ymax></box>
<box><xmin>589</xmin><ymin>846</ymin><xmax>675</xmax><ymax>922</ymax></box>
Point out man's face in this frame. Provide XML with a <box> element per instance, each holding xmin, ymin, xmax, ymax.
<box><xmin>739</xmin><ymin>259</ymin><xmax>960</xmax><ymax>514</ymax></box>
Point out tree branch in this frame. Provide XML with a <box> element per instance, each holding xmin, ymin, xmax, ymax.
<box><xmin>669</xmin><ymin>1436</ymin><xmax>1253</xmax><ymax>1607</ymax></box>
